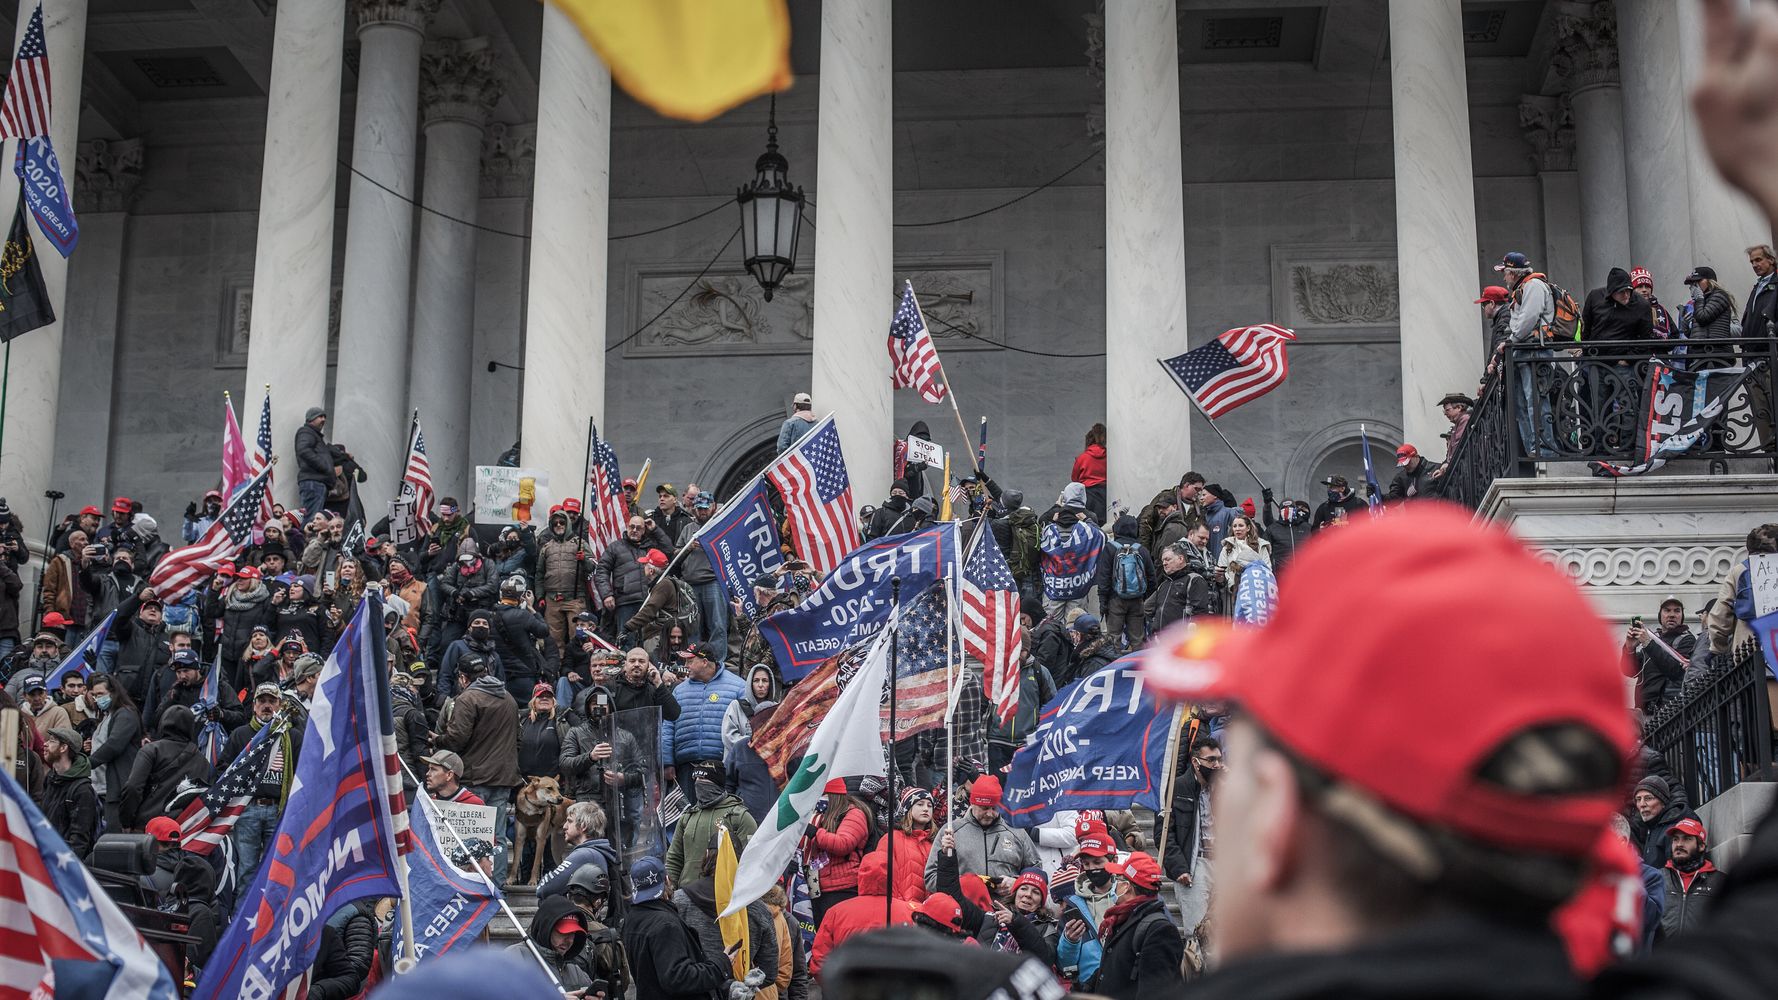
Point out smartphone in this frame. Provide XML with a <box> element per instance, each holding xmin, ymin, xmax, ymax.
<box><xmin>323</xmin><ymin>570</ymin><xmax>336</xmax><ymax>591</ymax></box>
<box><xmin>1631</xmin><ymin>615</ymin><xmax>1643</xmax><ymax>629</ymax></box>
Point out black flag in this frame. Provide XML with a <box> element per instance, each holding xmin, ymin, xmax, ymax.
<box><xmin>0</xmin><ymin>192</ymin><xmax>54</xmax><ymax>342</ymax></box>
<box><xmin>1590</xmin><ymin>359</ymin><xmax>1761</xmax><ymax>476</ymax></box>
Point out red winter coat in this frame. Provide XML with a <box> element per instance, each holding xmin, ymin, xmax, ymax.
<box><xmin>809</xmin><ymin>850</ymin><xmax>913</xmax><ymax>975</ymax></box>
<box><xmin>809</xmin><ymin>805</ymin><xmax>871</xmax><ymax>893</ymax></box>
<box><xmin>885</xmin><ymin>828</ymin><xmax>935</xmax><ymax>904</ymax></box>
<box><xmin>1071</xmin><ymin>444</ymin><xmax>1106</xmax><ymax>488</ymax></box>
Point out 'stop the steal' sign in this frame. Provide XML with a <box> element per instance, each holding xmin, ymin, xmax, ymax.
<box><xmin>758</xmin><ymin>523</ymin><xmax>958</xmax><ymax>681</ymax></box>
<box><xmin>1002</xmin><ymin>655</ymin><xmax>1174</xmax><ymax>828</ymax></box>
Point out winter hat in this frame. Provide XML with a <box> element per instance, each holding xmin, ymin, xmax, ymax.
<box><xmin>1050</xmin><ymin>863</ymin><xmax>1080</xmax><ymax>903</ymax></box>
<box><xmin>1241</xmin><ymin>497</ymin><xmax>1258</xmax><ymax>518</ymax></box>
<box><xmin>1634</xmin><ymin>775</ymin><xmax>1672</xmax><ymax>805</ymax></box>
<box><xmin>1002</xmin><ymin>489</ymin><xmax>1024</xmax><ymax>510</ymax></box>
<box><xmin>0</xmin><ymin>498</ymin><xmax>10</xmax><ymax>519</ymax></box>
<box><xmin>1630</xmin><ymin>266</ymin><xmax>1654</xmax><ymax>289</ymax></box>
<box><xmin>823</xmin><ymin>777</ymin><xmax>849</xmax><ymax>796</ymax></box>
<box><xmin>1605</xmin><ymin>267</ymin><xmax>1633</xmax><ymax>295</ymax></box>
<box><xmin>1019</xmin><ymin>596</ymin><xmax>1044</xmax><ymax>625</ymax></box>
<box><xmin>304</xmin><ymin>406</ymin><xmax>326</xmax><ymax>423</ymax></box>
<box><xmin>968</xmin><ymin>774</ymin><xmax>1003</xmax><ymax>808</ymax></box>
<box><xmin>1111</xmin><ymin>514</ymin><xmax>1139</xmax><ymax>539</ymax></box>
<box><xmin>897</xmin><ymin>787</ymin><xmax>934</xmax><ymax>818</ymax></box>
<box><xmin>1011</xmin><ymin>869</ymin><xmax>1048</xmax><ymax>899</ymax></box>
<box><xmin>1059</xmin><ymin>482</ymin><xmax>1087</xmax><ymax>509</ymax></box>
<box><xmin>891</xmin><ymin>479</ymin><xmax>912</xmax><ymax>496</ymax></box>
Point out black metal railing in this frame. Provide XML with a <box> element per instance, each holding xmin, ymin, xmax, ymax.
<box><xmin>1442</xmin><ymin>337</ymin><xmax>1778</xmax><ymax>507</ymax></box>
<box><xmin>1644</xmin><ymin>636</ymin><xmax>1775</xmax><ymax>808</ymax></box>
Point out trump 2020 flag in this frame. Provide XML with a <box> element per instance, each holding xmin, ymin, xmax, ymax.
<box><xmin>722</xmin><ymin>623</ymin><xmax>893</xmax><ymax>917</ymax></box>
<box><xmin>395</xmin><ymin>797</ymin><xmax>500</xmax><ymax>961</ymax></box>
<box><xmin>1001</xmin><ymin>655</ymin><xmax>1173</xmax><ymax>828</ymax></box>
<box><xmin>14</xmin><ymin>136</ymin><xmax>77</xmax><ymax>257</ymax></box>
<box><xmin>694</xmin><ymin>477</ymin><xmax>785</xmax><ymax>618</ymax></box>
<box><xmin>194</xmin><ymin>597</ymin><xmax>409</xmax><ymax>1000</ymax></box>
<box><xmin>1039</xmin><ymin>520</ymin><xmax>1104</xmax><ymax>602</ymax></box>
<box><xmin>1232</xmin><ymin>560</ymin><xmax>1278</xmax><ymax>625</ymax></box>
<box><xmin>0</xmin><ymin>768</ymin><xmax>178</xmax><ymax>999</ymax></box>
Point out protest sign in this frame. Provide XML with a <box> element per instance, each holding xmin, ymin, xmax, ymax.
<box><xmin>904</xmin><ymin>436</ymin><xmax>944</xmax><ymax>467</ymax></box>
<box><xmin>431</xmin><ymin>801</ymin><xmax>496</xmax><ymax>842</ymax></box>
<box><xmin>472</xmin><ymin>466</ymin><xmax>552</xmax><ymax>525</ymax></box>
<box><xmin>696</xmin><ymin>478</ymin><xmax>786</xmax><ymax>617</ymax></box>
<box><xmin>1749</xmin><ymin>553</ymin><xmax>1778</xmax><ymax>618</ymax></box>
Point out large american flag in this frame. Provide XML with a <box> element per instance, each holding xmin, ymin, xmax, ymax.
<box><xmin>764</xmin><ymin>416</ymin><xmax>858</xmax><ymax>575</ymax></box>
<box><xmin>401</xmin><ymin>414</ymin><xmax>434</xmax><ymax>530</ymax></box>
<box><xmin>961</xmin><ymin>528</ymin><xmax>1021</xmax><ymax>726</ymax></box>
<box><xmin>249</xmin><ymin>387</ymin><xmax>275</xmax><ymax>528</ymax></box>
<box><xmin>889</xmin><ymin>281</ymin><xmax>947</xmax><ymax>404</ymax></box>
<box><xmin>149</xmin><ymin>466</ymin><xmax>270</xmax><ymax>602</ymax></box>
<box><xmin>885</xmin><ymin>589</ymin><xmax>952</xmax><ymax>740</ymax></box>
<box><xmin>0</xmin><ymin>769</ymin><xmax>179</xmax><ymax>999</ymax></box>
<box><xmin>177</xmin><ymin>717</ymin><xmax>280</xmax><ymax>854</ymax></box>
<box><xmin>586</xmin><ymin>422</ymin><xmax>629</xmax><ymax>558</ymax></box>
<box><xmin>0</xmin><ymin>3</ymin><xmax>51</xmax><ymax>141</ymax></box>
<box><xmin>1158</xmin><ymin>323</ymin><xmax>1296</xmax><ymax>418</ymax></box>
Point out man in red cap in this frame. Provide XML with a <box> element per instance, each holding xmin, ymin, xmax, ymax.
<box><xmin>1058</xmin><ymin>819</ymin><xmax>1120</xmax><ymax>985</ymax></box>
<box><xmin>924</xmin><ymin>774</ymin><xmax>1038</xmax><ymax>893</ymax></box>
<box><xmin>1476</xmin><ymin>284</ymin><xmax>1512</xmax><ymax>359</ymax></box>
<box><xmin>1387</xmin><ymin>443</ymin><xmax>1432</xmax><ymax>501</ymax></box>
<box><xmin>1090</xmin><ymin>851</ymin><xmax>1184</xmax><ymax>999</ymax></box>
<box><xmin>1142</xmin><ymin>504</ymin><xmax>1778</xmax><ymax>998</ymax></box>
<box><xmin>1660</xmin><ymin>818</ymin><xmax>1724</xmax><ymax>940</ymax></box>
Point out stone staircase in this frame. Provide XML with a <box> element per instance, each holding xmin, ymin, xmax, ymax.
<box><xmin>489</xmin><ymin>883</ymin><xmax>538</xmax><ymax>946</ymax></box>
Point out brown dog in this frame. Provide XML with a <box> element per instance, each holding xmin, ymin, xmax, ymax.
<box><xmin>511</xmin><ymin>775</ymin><xmax>570</xmax><ymax>886</ymax></box>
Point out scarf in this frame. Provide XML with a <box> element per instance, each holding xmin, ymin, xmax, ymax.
<box><xmin>1098</xmin><ymin>895</ymin><xmax>1152</xmax><ymax>944</ymax></box>
<box><xmin>249</xmin><ymin>713</ymin><xmax>297</xmax><ymax>806</ymax></box>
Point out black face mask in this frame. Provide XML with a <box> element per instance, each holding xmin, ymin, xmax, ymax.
<box><xmin>469</xmin><ymin>626</ymin><xmax>490</xmax><ymax>640</ymax></box>
<box><xmin>1081</xmin><ymin>869</ymin><xmax>1113</xmax><ymax>891</ymax></box>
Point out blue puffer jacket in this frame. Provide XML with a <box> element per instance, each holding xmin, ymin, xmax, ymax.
<box><xmin>662</xmin><ymin>670</ymin><xmax>746</xmax><ymax>765</ymax></box>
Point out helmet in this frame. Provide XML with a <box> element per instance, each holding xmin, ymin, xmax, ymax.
<box><xmin>500</xmin><ymin>575</ymin><xmax>527</xmax><ymax>597</ymax></box>
<box><xmin>567</xmin><ymin>864</ymin><xmax>610</xmax><ymax>902</ymax></box>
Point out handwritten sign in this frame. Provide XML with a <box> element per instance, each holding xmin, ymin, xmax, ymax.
<box><xmin>472</xmin><ymin>466</ymin><xmax>552</xmax><ymax>525</ymax></box>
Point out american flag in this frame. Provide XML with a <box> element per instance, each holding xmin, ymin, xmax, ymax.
<box><xmin>401</xmin><ymin>414</ymin><xmax>434</xmax><ymax>531</ymax></box>
<box><xmin>961</xmin><ymin>528</ymin><xmax>1022</xmax><ymax>726</ymax></box>
<box><xmin>764</xmin><ymin>416</ymin><xmax>858</xmax><ymax>575</ymax></box>
<box><xmin>249</xmin><ymin>387</ymin><xmax>275</xmax><ymax>528</ymax></box>
<box><xmin>885</xmin><ymin>589</ymin><xmax>952</xmax><ymax>740</ymax></box>
<box><xmin>0</xmin><ymin>769</ymin><xmax>179</xmax><ymax>999</ymax></box>
<box><xmin>889</xmin><ymin>281</ymin><xmax>947</xmax><ymax>404</ymax></box>
<box><xmin>1158</xmin><ymin>323</ymin><xmax>1296</xmax><ymax>418</ymax></box>
<box><xmin>149</xmin><ymin>466</ymin><xmax>270</xmax><ymax>602</ymax></box>
<box><xmin>586</xmin><ymin>422</ymin><xmax>629</xmax><ymax>558</ymax></box>
<box><xmin>177</xmin><ymin>718</ymin><xmax>280</xmax><ymax>854</ymax></box>
<box><xmin>0</xmin><ymin>3</ymin><xmax>51</xmax><ymax>141</ymax></box>
<box><xmin>223</xmin><ymin>393</ymin><xmax>250</xmax><ymax>496</ymax></box>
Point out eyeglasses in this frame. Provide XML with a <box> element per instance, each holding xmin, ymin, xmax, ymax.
<box><xmin>1193</xmin><ymin>756</ymin><xmax>1224</xmax><ymax>768</ymax></box>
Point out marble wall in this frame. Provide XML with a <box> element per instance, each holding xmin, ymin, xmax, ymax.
<box><xmin>71</xmin><ymin>49</ymin><xmax>1548</xmax><ymax>521</ymax></box>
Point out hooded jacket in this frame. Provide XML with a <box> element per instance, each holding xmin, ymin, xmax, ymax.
<box><xmin>664</xmin><ymin>791</ymin><xmax>756</xmax><ymax>886</ymax></box>
<box><xmin>1583</xmin><ymin>270</ymin><xmax>1655</xmax><ymax>343</ymax></box>
<box><xmin>923</xmin><ymin>811</ymin><xmax>1040</xmax><ymax>892</ymax></box>
<box><xmin>435</xmin><ymin>675</ymin><xmax>521</xmax><ymax>788</ymax></box>
<box><xmin>1660</xmin><ymin>857</ymin><xmax>1725</xmax><ymax>939</ymax></box>
<box><xmin>206</xmin><ymin>580</ymin><xmax>275</xmax><ymax>674</ymax></box>
<box><xmin>1090</xmin><ymin>894</ymin><xmax>1184</xmax><ymax>999</ymax></box>
<box><xmin>672</xmin><ymin>881</ymin><xmax>779</xmax><ymax>985</ymax></box>
<box><xmin>1071</xmin><ymin>444</ymin><xmax>1107</xmax><ymax>488</ymax></box>
<box><xmin>506</xmin><ymin>894</ymin><xmax>592</xmax><ymax>992</ymax></box>
<box><xmin>121</xmin><ymin>704</ymin><xmax>212</xmax><ymax>827</ymax></box>
<box><xmin>809</xmin><ymin>850</ymin><xmax>914</xmax><ymax>975</ymax></box>
<box><xmin>621</xmin><ymin>897</ymin><xmax>730</xmax><ymax>1000</ymax></box>
<box><xmin>807</xmin><ymin>801</ymin><xmax>872</xmax><ymax>894</ymax></box>
<box><xmin>87</xmin><ymin>699</ymin><xmax>142</xmax><ymax>809</ymax></box>
<box><xmin>39</xmin><ymin>751</ymin><xmax>98</xmax><ymax>858</ymax></box>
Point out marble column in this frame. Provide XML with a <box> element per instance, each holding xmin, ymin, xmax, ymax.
<box><xmin>1103</xmin><ymin>0</ymin><xmax>1190</xmax><ymax>513</ymax></box>
<box><xmin>334</xmin><ymin>0</ymin><xmax>435</xmax><ymax>513</ymax></box>
<box><xmin>1551</xmin><ymin>1</ymin><xmax>1632</xmax><ymax>285</ymax></box>
<box><xmin>54</xmin><ymin>139</ymin><xmax>145</xmax><ymax>507</ymax></box>
<box><xmin>1674</xmin><ymin>0</ymin><xmax>1774</xmax><ymax>286</ymax></box>
<box><xmin>410</xmin><ymin>40</ymin><xmax>502</xmax><ymax>504</ymax></box>
<box><xmin>0</xmin><ymin>0</ymin><xmax>87</xmax><ymax>540</ymax></box>
<box><xmin>242</xmin><ymin>0</ymin><xmax>349</xmax><ymax>507</ymax></box>
<box><xmin>1388</xmin><ymin>0</ymin><xmax>1484</xmax><ymax>452</ymax></box>
<box><xmin>1616</xmin><ymin>0</ymin><xmax>1695</xmax><ymax>305</ymax></box>
<box><xmin>1519</xmin><ymin>96</ymin><xmax>1586</xmax><ymax>291</ymax></box>
<box><xmin>522</xmin><ymin>3</ymin><xmax>610</xmax><ymax>502</ymax></box>
<box><xmin>472</xmin><ymin>122</ymin><xmax>534</xmax><ymax>474</ymax></box>
<box><xmin>810</xmin><ymin>0</ymin><xmax>893</xmax><ymax>508</ymax></box>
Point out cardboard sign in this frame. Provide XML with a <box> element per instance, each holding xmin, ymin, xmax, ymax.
<box><xmin>1750</xmin><ymin>552</ymin><xmax>1778</xmax><ymax>618</ymax></box>
<box><xmin>472</xmin><ymin>466</ymin><xmax>552</xmax><ymax>525</ymax></box>
<box><xmin>430</xmin><ymin>801</ymin><xmax>496</xmax><ymax>842</ymax></box>
<box><xmin>903</xmin><ymin>436</ymin><xmax>944</xmax><ymax>467</ymax></box>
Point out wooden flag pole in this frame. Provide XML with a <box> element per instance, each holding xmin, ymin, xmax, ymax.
<box><xmin>908</xmin><ymin>281</ymin><xmax>983</xmax><ymax>476</ymax></box>
<box><xmin>1155</xmin><ymin>706</ymin><xmax>1191</xmax><ymax>856</ymax></box>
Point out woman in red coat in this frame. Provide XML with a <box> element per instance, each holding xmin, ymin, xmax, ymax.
<box><xmin>808</xmin><ymin>848</ymin><xmax>914</xmax><ymax>975</ymax></box>
<box><xmin>807</xmin><ymin>779</ymin><xmax>872</xmax><ymax>925</ymax></box>
<box><xmin>1070</xmin><ymin>424</ymin><xmax>1107</xmax><ymax>525</ymax></box>
<box><xmin>885</xmin><ymin>788</ymin><xmax>937</xmax><ymax>904</ymax></box>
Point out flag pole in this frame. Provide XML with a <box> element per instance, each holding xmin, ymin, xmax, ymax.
<box><xmin>1169</xmin><ymin>372</ymin><xmax>1272</xmax><ymax>495</ymax></box>
<box><xmin>1154</xmin><ymin>706</ymin><xmax>1191</xmax><ymax>859</ymax></box>
<box><xmin>581</xmin><ymin>417</ymin><xmax>595</xmax><ymax>518</ymax></box>
<box><xmin>0</xmin><ymin>340</ymin><xmax>11</xmax><ymax>468</ymax></box>
<box><xmin>885</xmin><ymin>575</ymin><xmax>901</xmax><ymax>925</ymax></box>
<box><xmin>908</xmin><ymin>281</ymin><xmax>983</xmax><ymax>475</ymax></box>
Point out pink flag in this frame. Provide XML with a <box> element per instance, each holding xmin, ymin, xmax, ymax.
<box><xmin>222</xmin><ymin>395</ymin><xmax>249</xmax><ymax>495</ymax></box>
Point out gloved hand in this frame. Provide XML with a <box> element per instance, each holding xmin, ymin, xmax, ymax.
<box><xmin>185</xmin><ymin>502</ymin><xmax>198</xmax><ymax>520</ymax></box>
<box><xmin>726</xmin><ymin>980</ymin><xmax>756</xmax><ymax>1000</ymax></box>
<box><xmin>1260</xmin><ymin>488</ymin><xmax>1275</xmax><ymax>507</ymax></box>
<box><xmin>743</xmin><ymin>970</ymin><xmax>768</xmax><ymax>989</ymax></box>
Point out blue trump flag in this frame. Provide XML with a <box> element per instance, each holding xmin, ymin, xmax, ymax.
<box><xmin>15</xmin><ymin>136</ymin><xmax>78</xmax><ymax>257</ymax></box>
<box><xmin>394</xmin><ymin>797</ymin><xmax>500</xmax><ymax>961</ymax></box>
<box><xmin>1360</xmin><ymin>423</ymin><xmax>1383</xmax><ymax>513</ymax></box>
<box><xmin>695</xmin><ymin>477</ymin><xmax>785</xmax><ymax>618</ymax></box>
<box><xmin>1039</xmin><ymin>519</ymin><xmax>1104</xmax><ymax>601</ymax></box>
<box><xmin>1002</xmin><ymin>654</ymin><xmax>1174</xmax><ymax>828</ymax></box>
<box><xmin>194</xmin><ymin>597</ymin><xmax>409</xmax><ymax>1000</ymax></box>
<box><xmin>1232</xmin><ymin>561</ymin><xmax>1278</xmax><ymax>625</ymax></box>
<box><xmin>758</xmin><ymin>523</ymin><xmax>958</xmax><ymax>681</ymax></box>
<box><xmin>42</xmin><ymin>610</ymin><xmax>115</xmax><ymax>689</ymax></box>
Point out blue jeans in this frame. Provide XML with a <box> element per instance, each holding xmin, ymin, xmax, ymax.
<box><xmin>234</xmin><ymin>801</ymin><xmax>281</xmax><ymax>889</ymax></box>
<box><xmin>0</xmin><ymin>638</ymin><xmax>14</xmax><ymax>664</ymax></box>
<box><xmin>1515</xmin><ymin>349</ymin><xmax>1558</xmax><ymax>455</ymax></box>
<box><xmin>297</xmin><ymin>479</ymin><xmax>329</xmax><ymax>518</ymax></box>
<box><xmin>693</xmin><ymin>581</ymin><xmax>728</xmax><ymax>662</ymax></box>
<box><xmin>469</xmin><ymin>784</ymin><xmax>514</xmax><ymax>887</ymax></box>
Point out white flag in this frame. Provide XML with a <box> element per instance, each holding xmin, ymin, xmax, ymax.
<box><xmin>720</xmin><ymin>623</ymin><xmax>894</xmax><ymax>917</ymax></box>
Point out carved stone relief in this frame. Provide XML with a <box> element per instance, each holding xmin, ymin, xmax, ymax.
<box><xmin>1268</xmin><ymin>243</ymin><xmax>1399</xmax><ymax>342</ymax></box>
<box><xmin>218</xmin><ymin>276</ymin><xmax>341</xmax><ymax>368</ymax></box>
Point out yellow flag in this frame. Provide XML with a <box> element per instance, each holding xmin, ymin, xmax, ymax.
<box><xmin>548</xmin><ymin>0</ymin><xmax>793</xmax><ymax>123</ymax></box>
<box><xmin>939</xmin><ymin>454</ymin><xmax>953</xmax><ymax>521</ymax></box>
<box><xmin>632</xmin><ymin>457</ymin><xmax>653</xmax><ymax>501</ymax></box>
<box><xmin>714</xmin><ymin>824</ymin><xmax>750</xmax><ymax>978</ymax></box>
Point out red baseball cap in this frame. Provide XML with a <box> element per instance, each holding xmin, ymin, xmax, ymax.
<box><xmin>1395</xmin><ymin>443</ymin><xmax>1418</xmax><ymax>467</ymax></box>
<box><xmin>79</xmin><ymin>505</ymin><xmax>101</xmax><ymax>517</ymax></box>
<box><xmin>914</xmin><ymin>893</ymin><xmax>965</xmax><ymax>932</ymax></box>
<box><xmin>562</xmin><ymin>497</ymin><xmax>582</xmax><ymax>514</ymax></box>
<box><xmin>1142</xmin><ymin>504</ymin><xmax>1631</xmax><ymax>859</ymax></box>
<box><xmin>236</xmin><ymin>565</ymin><xmax>262</xmax><ymax>580</ymax></box>
<box><xmin>641</xmin><ymin>549</ymin><xmax>668</xmax><ymax>569</ymax></box>
<box><xmin>1669</xmin><ymin>818</ymin><xmax>1707</xmax><ymax>840</ymax></box>
<box><xmin>1107</xmin><ymin>851</ymin><xmax>1164</xmax><ymax>891</ymax></box>
<box><xmin>145</xmin><ymin>816</ymin><xmax>181</xmax><ymax>843</ymax></box>
<box><xmin>968</xmin><ymin>774</ymin><xmax>1002</xmax><ymax>808</ymax></box>
<box><xmin>958</xmin><ymin>873</ymin><xmax>993</xmax><ymax>912</ymax></box>
<box><xmin>110</xmin><ymin>496</ymin><xmax>133</xmax><ymax>514</ymax></box>
<box><xmin>40</xmin><ymin>612</ymin><xmax>70</xmax><ymax>629</ymax></box>
<box><xmin>551</xmin><ymin>912</ymin><xmax>585</xmax><ymax>937</ymax></box>
<box><xmin>1473</xmin><ymin>285</ymin><xmax>1510</xmax><ymax>304</ymax></box>
<box><xmin>1075</xmin><ymin>822</ymin><xmax>1115</xmax><ymax>858</ymax></box>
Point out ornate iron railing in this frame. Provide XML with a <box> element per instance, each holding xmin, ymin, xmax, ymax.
<box><xmin>1441</xmin><ymin>337</ymin><xmax>1778</xmax><ymax>507</ymax></box>
<box><xmin>1644</xmin><ymin>636</ymin><xmax>1775</xmax><ymax>808</ymax></box>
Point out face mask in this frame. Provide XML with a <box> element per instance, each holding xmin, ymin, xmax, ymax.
<box><xmin>469</xmin><ymin>626</ymin><xmax>490</xmax><ymax>640</ymax></box>
<box><xmin>95</xmin><ymin>695</ymin><xmax>112</xmax><ymax>711</ymax></box>
<box><xmin>694</xmin><ymin>779</ymin><xmax>723</xmax><ymax>807</ymax></box>
<box><xmin>1327</xmin><ymin>489</ymin><xmax>1341</xmax><ymax>502</ymax></box>
<box><xmin>1081</xmin><ymin>869</ymin><xmax>1113</xmax><ymax>891</ymax></box>
<box><xmin>1690</xmin><ymin>284</ymin><xmax>1705</xmax><ymax>302</ymax></box>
